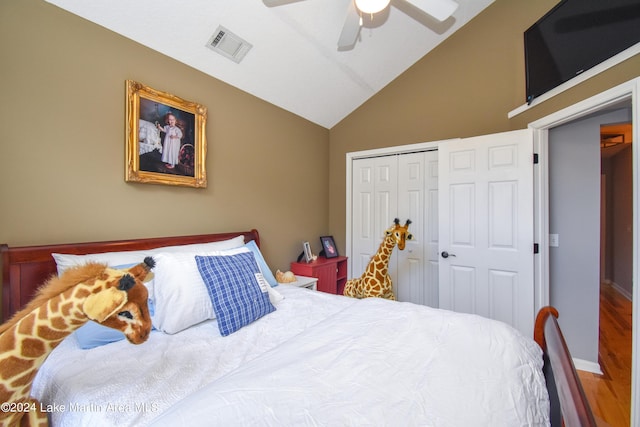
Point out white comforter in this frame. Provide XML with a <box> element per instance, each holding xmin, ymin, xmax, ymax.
<box><xmin>32</xmin><ymin>287</ymin><xmax>549</xmax><ymax>426</ymax></box>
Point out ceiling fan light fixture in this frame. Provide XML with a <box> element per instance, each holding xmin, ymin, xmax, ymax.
<box><xmin>355</xmin><ymin>0</ymin><xmax>390</xmax><ymax>14</ymax></box>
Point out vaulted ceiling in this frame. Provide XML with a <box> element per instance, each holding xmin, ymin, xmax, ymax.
<box><xmin>45</xmin><ymin>0</ymin><xmax>495</xmax><ymax>128</ymax></box>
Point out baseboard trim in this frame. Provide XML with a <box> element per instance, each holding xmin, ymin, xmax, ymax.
<box><xmin>574</xmin><ymin>358</ymin><xmax>603</xmax><ymax>375</ymax></box>
<box><xmin>603</xmin><ymin>280</ymin><xmax>633</xmax><ymax>301</ymax></box>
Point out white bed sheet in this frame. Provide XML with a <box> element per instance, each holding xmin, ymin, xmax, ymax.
<box><xmin>32</xmin><ymin>286</ymin><xmax>549</xmax><ymax>426</ymax></box>
<box><xmin>31</xmin><ymin>286</ymin><xmax>354</xmax><ymax>426</ymax></box>
<box><xmin>152</xmin><ymin>296</ymin><xmax>550</xmax><ymax>427</ymax></box>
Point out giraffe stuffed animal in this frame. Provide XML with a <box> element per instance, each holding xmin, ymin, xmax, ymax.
<box><xmin>0</xmin><ymin>257</ymin><xmax>155</xmax><ymax>427</ymax></box>
<box><xmin>343</xmin><ymin>218</ymin><xmax>412</xmax><ymax>301</ymax></box>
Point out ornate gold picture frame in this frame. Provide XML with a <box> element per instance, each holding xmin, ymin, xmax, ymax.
<box><xmin>125</xmin><ymin>80</ymin><xmax>207</xmax><ymax>188</ymax></box>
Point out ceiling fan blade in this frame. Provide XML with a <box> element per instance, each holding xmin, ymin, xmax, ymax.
<box><xmin>262</xmin><ymin>0</ymin><xmax>307</xmax><ymax>6</ymax></box>
<box><xmin>402</xmin><ymin>0</ymin><xmax>458</xmax><ymax>21</ymax></box>
<box><xmin>338</xmin><ymin>0</ymin><xmax>361</xmax><ymax>48</ymax></box>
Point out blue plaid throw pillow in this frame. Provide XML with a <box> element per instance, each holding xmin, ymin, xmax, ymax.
<box><xmin>195</xmin><ymin>251</ymin><xmax>275</xmax><ymax>336</ymax></box>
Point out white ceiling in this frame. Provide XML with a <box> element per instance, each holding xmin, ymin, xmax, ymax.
<box><xmin>45</xmin><ymin>0</ymin><xmax>494</xmax><ymax>128</ymax></box>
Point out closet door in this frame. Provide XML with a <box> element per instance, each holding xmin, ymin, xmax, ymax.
<box><xmin>396</xmin><ymin>153</ymin><xmax>424</xmax><ymax>303</ymax></box>
<box><xmin>424</xmin><ymin>151</ymin><xmax>440</xmax><ymax>307</ymax></box>
<box><xmin>396</xmin><ymin>151</ymin><xmax>438</xmax><ymax>306</ymax></box>
<box><xmin>351</xmin><ymin>156</ymin><xmax>398</xmax><ymax>280</ymax></box>
<box><xmin>351</xmin><ymin>152</ymin><xmax>437</xmax><ymax>306</ymax></box>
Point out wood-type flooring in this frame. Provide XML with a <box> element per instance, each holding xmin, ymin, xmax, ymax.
<box><xmin>577</xmin><ymin>282</ymin><xmax>632</xmax><ymax>427</ymax></box>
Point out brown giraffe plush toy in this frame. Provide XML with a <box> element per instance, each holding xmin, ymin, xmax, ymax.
<box><xmin>343</xmin><ymin>218</ymin><xmax>412</xmax><ymax>301</ymax></box>
<box><xmin>0</xmin><ymin>257</ymin><xmax>155</xmax><ymax>427</ymax></box>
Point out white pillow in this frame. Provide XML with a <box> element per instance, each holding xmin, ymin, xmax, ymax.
<box><xmin>151</xmin><ymin>251</ymin><xmax>214</xmax><ymax>334</ymax></box>
<box><xmin>266</xmin><ymin>283</ymin><xmax>284</xmax><ymax>305</ymax></box>
<box><xmin>52</xmin><ymin>235</ymin><xmax>245</xmax><ymax>275</ymax></box>
<box><xmin>151</xmin><ymin>247</ymin><xmax>283</xmax><ymax>334</ymax></box>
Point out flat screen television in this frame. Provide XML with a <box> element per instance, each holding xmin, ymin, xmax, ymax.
<box><xmin>524</xmin><ymin>0</ymin><xmax>640</xmax><ymax>104</ymax></box>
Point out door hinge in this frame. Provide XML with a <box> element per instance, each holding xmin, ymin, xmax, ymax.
<box><xmin>534</xmin><ymin>243</ymin><xmax>539</xmax><ymax>254</ymax></box>
<box><xmin>533</xmin><ymin>153</ymin><xmax>539</xmax><ymax>164</ymax></box>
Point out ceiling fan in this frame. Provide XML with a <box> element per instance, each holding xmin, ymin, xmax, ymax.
<box><xmin>263</xmin><ymin>0</ymin><xmax>459</xmax><ymax>48</ymax></box>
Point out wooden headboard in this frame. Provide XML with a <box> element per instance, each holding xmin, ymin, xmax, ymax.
<box><xmin>0</xmin><ymin>229</ymin><xmax>260</xmax><ymax>322</ymax></box>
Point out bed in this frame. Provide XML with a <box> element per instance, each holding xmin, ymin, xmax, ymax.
<box><xmin>138</xmin><ymin>119</ymin><xmax>163</xmax><ymax>155</ymax></box>
<box><xmin>1</xmin><ymin>230</ymin><xmax>596</xmax><ymax>426</ymax></box>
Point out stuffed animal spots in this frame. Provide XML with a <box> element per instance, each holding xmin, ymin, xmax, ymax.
<box><xmin>0</xmin><ymin>257</ymin><xmax>154</xmax><ymax>427</ymax></box>
<box><xmin>343</xmin><ymin>219</ymin><xmax>412</xmax><ymax>300</ymax></box>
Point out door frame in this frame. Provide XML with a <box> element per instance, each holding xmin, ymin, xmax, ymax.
<box><xmin>529</xmin><ymin>77</ymin><xmax>640</xmax><ymax>426</ymax></box>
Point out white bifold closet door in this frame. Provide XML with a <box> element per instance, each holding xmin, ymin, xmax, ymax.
<box><xmin>350</xmin><ymin>150</ymin><xmax>439</xmax><ymax>307</ymax></box>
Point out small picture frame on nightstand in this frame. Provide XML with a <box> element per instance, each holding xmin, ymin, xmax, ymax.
<box><xmin>303</xmin><ymin>241</ymin><xmax>313</xmax><ymax>263</ymax></box>
<box><xmin>320</xmin><ymin>235</ymin><xmax>338</xmax><ymax>258</ymax></box>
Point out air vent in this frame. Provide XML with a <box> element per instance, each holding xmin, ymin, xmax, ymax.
<box><xmin>206</xmin><ymin>25</ymin><xmax>252</xmax><ymax>63</ymax></box>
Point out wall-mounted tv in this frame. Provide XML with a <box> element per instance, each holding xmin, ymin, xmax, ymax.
<box><xmin>524</xmin><ymin>0</ymin><xmax>640</xmax><ymax>104</ymax></box>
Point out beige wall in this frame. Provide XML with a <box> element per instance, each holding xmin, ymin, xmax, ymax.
<box><xmin>0</xmin><ymin>0</ymin><xmax>329</xmax><ymax>272</ymax></box>
<box><xmin>328</xmin><ymin>0</ymin><xmax>640</xmax><ymax>253</ymax></box>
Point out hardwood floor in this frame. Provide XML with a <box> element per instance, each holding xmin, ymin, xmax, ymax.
<box><xmin>577</xmin><ymin>282</ymin><xmax>632</xmax><ymax>427</ymax></box>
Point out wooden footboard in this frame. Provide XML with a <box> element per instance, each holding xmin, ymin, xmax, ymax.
<box><xmin>1</xmin><ymin>230</ymin><xmax>260</xmax><ymax>322</ymax></box>
<box><xmin>535</xmin><ymin>306</ymin><xmax>597</xmax><ymax>427</ymax></box>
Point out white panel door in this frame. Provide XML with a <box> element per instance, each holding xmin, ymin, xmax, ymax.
<box><xmin>351</xmin><ymin>156</ymin><xmax>398</xmax><ymax>279</ymax></box>
<box><xmin>438</xmin><ymin>129</ymin><xmax>534</xmax><ymax>335</ymax></box>
<box><xmin>351</xmin><ymin>158</ymin><xmax>376</xmax><ymax>278</ymax></box>
<box><xmin>374</xmin><ymin>156</ymin><xmax>398</xmax><ymax>255</ymax></box>
<box><xmin>353</xmin><ymin>153</ymin><xmax>436</xmax><ymax>306</ymax></box>
<box><xmin>424</xmin><ymin>151</ymin><xmax>440</xmax><ymax>307</ymax></box>
<box><xmin>396</xmin><ymin>151</ymin><xmax>439</xmax><ymax>307</ymax></box>
<box><xmin>397</xmin><ymin>152</ymin><xmax>425</xmax><ymax>303</ymax></box>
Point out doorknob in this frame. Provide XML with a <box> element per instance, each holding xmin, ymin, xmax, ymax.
<box><xmin>441</xmin><ymin>251</ymin><xmax>456</xmax><ymax>258</ymax></box>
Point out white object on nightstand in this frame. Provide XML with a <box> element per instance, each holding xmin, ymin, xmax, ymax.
<box><xmin>281</xmin><ymin>275</ymin><xmax>318</xmax><ymax>291</ymax></box>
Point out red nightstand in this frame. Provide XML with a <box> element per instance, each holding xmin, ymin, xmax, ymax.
<box><xmin>290</xmin><ymin>256</ymin><xmax>348</xmax><ymax>294</ymax></box>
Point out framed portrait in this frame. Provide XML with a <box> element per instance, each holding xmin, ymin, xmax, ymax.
<box><xmin>303</xmin><ymin>241</ymin><xmax>313</xmax><ymax>263</ymax></box>
<box><xmin>320</xmin><ymin>236</ymin><xmax>338</xmax><ymax>258</ymax></box>
<box><xmin>125</xmin><ymin>80</ymin><xmax>207</xmax><ymax>188</ymax></box>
